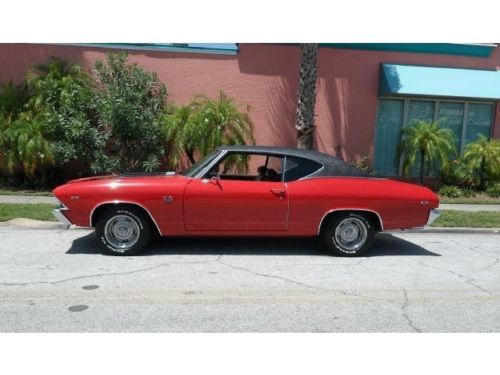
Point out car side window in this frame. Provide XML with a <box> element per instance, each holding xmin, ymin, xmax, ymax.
<box><xmin>284</xmin><ymin>156</ymin><xmax>322</xmax><ymax>182</ymax></box>
<box><xmin>205</xmin><ymin>153</ymin><xmax>284</xmax><ymax>182</ymax></box>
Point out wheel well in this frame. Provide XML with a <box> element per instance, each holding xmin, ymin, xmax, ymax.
<box><xmin>90</xmin><ymin>203</ymin><xmax>161</xmax><ymax>236</ymax></box>
<box><xmin>319</xmin><ymin>210</ymin><xmax>383</xmax><ymax>234</ymax></box>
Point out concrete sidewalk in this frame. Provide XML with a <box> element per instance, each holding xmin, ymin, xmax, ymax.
<box><xmin>0</xmin><ymin>194</ymin><xmax>500</xmax><ymax>212</ymax></box>
<box><xmin>439</xmin><ymin>203</ymin><xmax>500</xmax><ymax>212</ymax></box>
<box><xmin>0</xmin><ymin>195</ymin><xmax>57</xmax><ymax>204</ymax></box>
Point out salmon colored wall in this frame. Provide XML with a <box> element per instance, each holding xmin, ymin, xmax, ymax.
<box><xmin>1</xmin><ymin>43</ymin><xmax>499</xmax><ymax>165</ymax></box>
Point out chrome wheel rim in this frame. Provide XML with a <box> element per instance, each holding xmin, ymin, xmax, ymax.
<box><xmin>334</xmin><ymin>217</ymin><xmax>368</xmax><ymax>253</ymax></box>
<box><xmin>104</xmin><ymin>215</ymin><xmax>140</xmax><ymax>250</ymax></box>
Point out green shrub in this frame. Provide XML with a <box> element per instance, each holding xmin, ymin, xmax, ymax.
<box><xmin>486</xmin><ymin>183</ymin><xmax>500</xmax><ymax>198</ymax></box>
<box><xmin>460</xmin><ymin>188</ymin><xmax>476</xmax><ymax>198</ymax></box>
<box><xmin>26</xmin><ymin>57</ymin><xmax>111</xmax><ymax>175</ymax></box>
<box><xmin>439</xmin><ymin>185</ymin><xmax>463</xmax><ymax>198</ymax></box>
<box><xmin>441</xmin><ymin>158</ymin><xmax>474</xmax><ymax>188</ymax></box>
<box><xmin>93</xmin><ymin>52</ymin><xmax>168</xmax><ymax>172</ymax></box>
<box><xmin>463</xmin><ymin>135</ymin><xmax>500</xmax><ymax>189</ymax></box>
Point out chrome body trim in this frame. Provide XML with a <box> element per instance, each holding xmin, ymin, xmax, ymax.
<box><xmin>317</xmin><ymin>208</ymin><xmax>384</xmax><ymax>234</ymax></box>
<box><xmin>52</xmin><ymin>208</ymin><xmax>72</xmax><ymax>228</ymax></box>
<box><xmin>426</xmin><ymin>209</ymin><xmax>441</xmax><ymax>226</ymax></box>
<box><xmin>89</xmin><ymin>200</ymin><xmax>163</xmax><ymax>236</ymax></box>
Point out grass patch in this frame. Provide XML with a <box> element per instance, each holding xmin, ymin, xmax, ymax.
<box><xmin>0</xmin><ymin>189</ymin><xmax>53</xmax><ymax>197</ymax></box>
<box><xmin>0</xmin><ymin>203</ymin><xmax>57</xmax><ymax>222</ymax></box>
<box><xmin>431</xmin><ymin>210</ymin><xmax>500</xmax><ymax>228</ymax></box>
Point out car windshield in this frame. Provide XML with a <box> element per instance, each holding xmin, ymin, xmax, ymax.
<box><xmin>181</xmin><ymin>150</ymin><xmax>222</xmax><ymax>177</ymax></box>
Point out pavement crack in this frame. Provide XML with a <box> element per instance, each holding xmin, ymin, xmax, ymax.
<box><xmin>462</xmin><ymin>245</ymin><xmax>500</xmax><ymax>271</ymax></box>
<box><xmin>401</xmin><ymin>288</ymin><xmax>421</xmax><ymax>333</ymax></box>
<box><xmin>215</xmin><ymin>256</ymin><xmax>378</xmax><ymax>300</ymax></box>
<box><xmin>216</xmin><ymin>256</ymin><xmax>327</xmax><ymax>291</ymax></box>
<box><xmin>416</xmin><ymin>259</ymin><xmax>492</xmax><ymax>295</ymax></box>
<box><xmin>479</xmin><ymin>257</ymin><xmax>500</xmax><ymax>271</ymax></box>
<box><xmin>0</xmin><ymin>259</ymin><xmax>215</xmax><ymax>286</ymax></box>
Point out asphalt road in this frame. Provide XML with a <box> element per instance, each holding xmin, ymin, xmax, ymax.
<box><xmin>0</xmin><ymin>227</ymin><xmax>499</xmax><ymax>332</ymax></box>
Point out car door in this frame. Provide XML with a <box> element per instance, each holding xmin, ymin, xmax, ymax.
<box><xmin>183</xmin><ymin>153</ymin><xmax>288</xmax><ymax>232</ymax></box>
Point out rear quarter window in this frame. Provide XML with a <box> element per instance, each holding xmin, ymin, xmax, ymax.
<box><xmin>284</xmin><ymin>156</ymin><xmax>322</xmax><ymax>182</ymax></box>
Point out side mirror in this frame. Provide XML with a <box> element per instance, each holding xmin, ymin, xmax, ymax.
<box><xmin>210</xmin><ymin>173</ymin><xmax>222</xmax><ymax>187</ymax></box>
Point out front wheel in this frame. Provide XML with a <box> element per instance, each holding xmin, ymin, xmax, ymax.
<box><xmin>96</xmin><ymin>206</ymin><xmax>152</xmax><ymax>255</ymax></box>
<box><xmin>320</xmin><ymin>212</ymin><xmax>375</xmax><ymax>257</ymax></box>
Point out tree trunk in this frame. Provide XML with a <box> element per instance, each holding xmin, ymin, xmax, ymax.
<box><xmin>185</xmin><ymin>148</ymin><xmax>196</xmax><ymax>165</ymax></box>
<box><xmin>419</xmin><ymin>150</ymin><xmax>425</xmax><ymax>185</ymax></box>
<box><xmin>479</xmin><ymin>156</ymin><xmax>486</xmax><ymax>190</ymax></box>
<box><xmin>295</xmin><ymin>43</ymin><xmax>319</xmax><ymax>150</ymax></box>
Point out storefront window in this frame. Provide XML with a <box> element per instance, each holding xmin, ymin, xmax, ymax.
<box><xmin>406</xmin><ymin>100</ymin><xmax>435</xmax><ymax>175</ymax></box>
<box><xmin>374</xmin><ymin>99</ymin><xmax>404</xmax><ymax>175</ymax></box>
<box><xmin>465</xmin><ymin>103</ymin><xmax>493</xmax><ymax>145</ymax></box>
<box><xmin>408</xmin><ymin>100</ymin><xmax>434</xmax><ymax>123</ymax></box>
<box><xmin>374</xmin><ymin>98</ymin><xmax>494</xmax><ymax>176</ymax></box>
<box><xmin>437</xmin><ymin>102</ymin><xmax>465</xmax><ymax>150</ymax></box>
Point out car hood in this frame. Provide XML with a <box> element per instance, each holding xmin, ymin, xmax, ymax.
<box><xmin>53</xmin><ymin>173</ymin><xmax>191</xmax><ymax>201</ymax></box>
<box><xmin>65</xmin><ymin>172</ymin><xmax>177</xmax><ymax>184</ymax></box>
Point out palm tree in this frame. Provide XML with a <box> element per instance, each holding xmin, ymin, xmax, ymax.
<box><xmin>462</xmin><ymin>135</ymin><xmax>500</xmax><ymax>189</ymax></box>
<box><xmin>398</xmin><ymin>120</ymin><xmax>456</xmax><ymax>185</ymax></box>
<box><xmin>0</xmin><ymin>117</ymin><xmax>53</xmax><ymax>179</ymax></box>
<box><xmin>163</xmin><ymin>91</ymin><xmax>255</xmax><ymax>170</ymax></box>
<box><xmin>295</xmin><ymin>43</ymin><xmax>319</xmax><ymax>150</ymax></box>
<box><xmin>162</xmin><ymin>102</ymin><xmax>198</xmax><ymax>169</ymax></box>
<box><xmin>0</xmin><ymin>81</ymin><xmax>28</xmax><ymax>119</ymax></box>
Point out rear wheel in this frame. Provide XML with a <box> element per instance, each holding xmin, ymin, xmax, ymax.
<box><xmin>96</xmin><ymin>206</ymin><xmax>152</xmax><ymax>255</ymax></box>
<box><xmin>320</xmin><ymin>212</ymin><xmax>375</xmax><ymax>257</ymax></box>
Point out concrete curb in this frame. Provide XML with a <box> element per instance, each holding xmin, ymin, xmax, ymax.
<box><xmin>401</xmin><ymin>227</ymin><xmax>500</xmax><ymax>234</ymax></box>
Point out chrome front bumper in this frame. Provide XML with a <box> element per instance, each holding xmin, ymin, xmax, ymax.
<box><xmin>426</xmin><ymin>209</ymin><xmax>441</xmax><ymax>226</ymax></box>
<box><xmin>52</xmin><ymin>208</ymin><xmax>72</xmax><ymax>228</ymax></box>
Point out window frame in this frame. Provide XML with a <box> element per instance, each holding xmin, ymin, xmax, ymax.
<box><xmin>201</xmin><ymin>151</ymin><xmax>286</xmax><ymax>183</ymax></box>
<box><xmin>283</xmin><ymin>155</ymin><xmax>324</xmax><ymax>182</ymax></box>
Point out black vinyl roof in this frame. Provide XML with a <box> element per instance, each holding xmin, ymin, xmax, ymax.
<box><xmin>216</xmin><ymin>145</ymin><xmax>368</xmax><ymax>178</ymax></box>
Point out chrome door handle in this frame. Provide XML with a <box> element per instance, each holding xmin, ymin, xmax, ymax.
<box><xmin>270</xmin><ymin>189</ymin><xmax>286</xmax><ymax>199</ymax></box>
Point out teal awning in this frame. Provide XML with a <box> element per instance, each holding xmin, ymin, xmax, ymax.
<box><xmin>380</xmin><ymin>63</ymin><xmax>500</xmax><ymax>100</ymax></box>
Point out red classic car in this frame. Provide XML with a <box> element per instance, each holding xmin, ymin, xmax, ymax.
<box><xmin>52</xmin><ymin>145</ymin><xmax>440</xmax><ymax>256</ymax></box>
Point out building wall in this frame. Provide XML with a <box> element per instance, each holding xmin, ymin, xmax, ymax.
<box><xmin>1</xmin><ymin>43</ymin><xmax>499</xmax><ymax>165</ymax></box>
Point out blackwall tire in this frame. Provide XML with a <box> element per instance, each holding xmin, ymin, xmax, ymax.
<box><xmin>320</xmin><ymin>212</ymin><xmax>375</xmax><ymax>257</ymax></box>
<box><xmin>95</xmin><ymin>206</ymin><xmax>152</xmax><ymax>256</ymax></box>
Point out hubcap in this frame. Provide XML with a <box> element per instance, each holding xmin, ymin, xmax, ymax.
<box><xmin>334</xmin><ymin>217</ymin><xmax>368</xmax><ymax>253</ymax></box>
<box><xmin>104</xmin><ymin>215</ymin><xmax>140</xmax><ymax>250</ymax></box>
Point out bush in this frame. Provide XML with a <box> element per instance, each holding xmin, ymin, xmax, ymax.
<box><xmin>26</xmin><ymin>57</ymin><xmax>111</xmax><ymax>175</ymax></box>
<box><xmin>439</xmin><ymin>185</ymin><xmax>463</xmax><ymax>198</ymax></box>
<box><xmin>93</xmin><ymin>52</ymin><xmax>168</xmax><ymax>172</ymax></box>
<box><xmin>463</xmin><ymin>135</ymin><xmax>500</xmax><ymax>189</ymax></box>
<box><xmin>441</xmin><ymin>158</ymin><xmax>474</xmax><ymax>188</ymax></box>
<box><xmin>486</xmin><ymin>183</ymin><xmax>500</xmax><ymax>198</ymax></box>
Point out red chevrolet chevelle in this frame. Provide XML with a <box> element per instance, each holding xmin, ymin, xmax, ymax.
<box><xmin>52</xmin><ymin>146</ymin><xmax>440</xmax><ymax>256</ymax></box>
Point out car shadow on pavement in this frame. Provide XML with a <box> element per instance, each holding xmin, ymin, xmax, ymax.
<box><xmin>66</xmin><ymin>232</ymin><xmax>441</xmax><ymax>257</ymax></box>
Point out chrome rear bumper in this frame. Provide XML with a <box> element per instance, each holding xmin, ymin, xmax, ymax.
<box><xmin>52</xmin><ymin>208</ymin><xmax>72</xmax><ymax>228</ymax></box>
<box><xmin>426</xmin><ymin>209</ymin><xmax>441</xmax><ymax>226</ymax></box>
